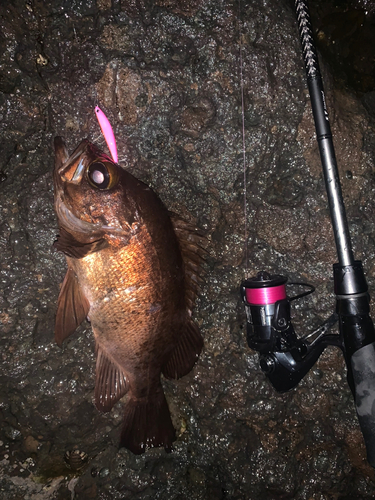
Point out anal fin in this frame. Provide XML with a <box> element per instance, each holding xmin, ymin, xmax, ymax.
<box><xmin>95</xmin><ymin>344</ymin><xmax>129</xmax><ymax>412</ymax></box>
<box><xmin>162</xmin><ymin>317</ymin><xmax>203</xmax><ymax>380</ymax></box>
<box><xmin>120</xmin><ymin>386</ymin><xmax>175</xmax><ymax>455</ymax></box>
<box><xmin>55</xmin><ymin>268</ymin><xmax>90</xmax><ymax>347</ymax></box>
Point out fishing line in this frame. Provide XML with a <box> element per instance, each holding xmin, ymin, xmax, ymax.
<box><xmin>238</xmin><ymin>0</ymin><xmax>249</xmax><ymax>279</ymax></box>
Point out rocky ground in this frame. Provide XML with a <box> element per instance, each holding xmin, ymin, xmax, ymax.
<box><xmin>1</xmin><ymin>0</ymin><xmax>375</xmax><ymax>498</ymax></box>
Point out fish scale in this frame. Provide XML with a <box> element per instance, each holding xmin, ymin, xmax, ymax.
<box><xmin>70</xmin><ymin>237</ymin><xmax>172</xmax><ymax>364</ymax></box>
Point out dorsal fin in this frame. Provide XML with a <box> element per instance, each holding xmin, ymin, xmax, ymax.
<box><xmin>161</xmin><ymin>214</ymin><xmax>206</xmax><ymax>380</ymax></box>
<box><xmin>55</xmin><ymin>268</ymin><xmax>90</xmax><ymax>347</ymax></box>
<box><xmin>170</xmin><ymin>214</ymin><xmax>207</xmax><ymax>314</ymax></box>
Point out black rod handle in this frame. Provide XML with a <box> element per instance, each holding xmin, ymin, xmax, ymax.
<box><xmin>351</xmin><ymin>342</ymin><xmax>375</xmax><ymax>466</ymax></box>
<box><xmin>294</xmin><ymin>0</ymin><xmax>354</xmax><ymax>267</ymax></box>
<box><xmin>338</xmin><ymin>306</ymin><xmax>375</xmax><ymax>466</ymax></box>
<box><xmin>334</xmin><ymin>263</ymin><xmax>375</xmax><ymax>465</ymax></box>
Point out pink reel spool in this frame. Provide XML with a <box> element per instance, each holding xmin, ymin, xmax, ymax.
<box><xmin>244</xmin><ymin>272</ymin><xmax>287</xmax><ymax>305</ymax></box>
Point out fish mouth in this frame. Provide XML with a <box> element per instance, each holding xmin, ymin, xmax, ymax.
<box><xmin>55</xmin><ymin>195</ymin><xmax>128</xmax><ymax>236</ymax></box>
<box><xmin>55</xmin><ymin>195</ymin><xmax>101</xmax><ymax>235</ymax></box>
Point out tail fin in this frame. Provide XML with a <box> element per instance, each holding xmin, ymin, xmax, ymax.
<box><xmin>120</xmin><ymin>387</ymin><xmax>175</xmax><ymax>454</ymax></box>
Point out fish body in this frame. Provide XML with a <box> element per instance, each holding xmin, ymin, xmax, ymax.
<box><xmin>53</xmin><ymin>138</ymin><xmax>204</xmax><ymax>453</ymax></box>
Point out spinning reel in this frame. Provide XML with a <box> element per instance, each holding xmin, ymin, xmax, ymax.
<box><xmin>241</xmin><ymin>272</ymin><xmax>341</xmax><ymax>393</ymax></box>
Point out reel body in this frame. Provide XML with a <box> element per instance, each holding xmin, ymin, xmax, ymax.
<box><xmin>241</xmin><ymin>272</ymin><xmax>340</xmax><ymax>392</ymax></box>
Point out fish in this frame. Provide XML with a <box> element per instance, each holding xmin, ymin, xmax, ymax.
<box><xmin>53</xmin><ymin>137</ymin><xmax>205</xmax><ymax>454</ymax></box>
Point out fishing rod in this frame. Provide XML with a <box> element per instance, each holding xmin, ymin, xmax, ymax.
<box><xmin>240</xmin><ymin>0</ymin><xmax>375</xmax><ymax>466</ymax></box>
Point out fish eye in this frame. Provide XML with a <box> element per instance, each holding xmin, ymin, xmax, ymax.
<box><xmin>87</xmin><ymin>161</ymin><xmax>118</xmax><ymax>190</ymax></box>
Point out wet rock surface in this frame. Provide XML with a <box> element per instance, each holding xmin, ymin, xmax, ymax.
<box><xmin>1</xmin><ymin>0</ymin><xmax>375</xmax><ymax>498</ymax></box>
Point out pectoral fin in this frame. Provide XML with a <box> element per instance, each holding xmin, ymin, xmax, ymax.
<box><xmin>95</xmin><ymin>344</ymin><xmax>129</xmax><ymax>412</ymax></box>
<box><xmin>55</xmin><ymin>268</ymin><xmax>90</xmax><ymax>347</ymax></box>
<box><xmin>54</xmin><ymin>227</ymin><xmax>107</xmax><ymax>259</ymax></box>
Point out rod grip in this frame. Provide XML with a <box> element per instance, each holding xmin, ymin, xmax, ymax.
<box><xmin>335</xmin><ymin>261</ymin><xmax>375</xmax><ymax>465</ymax></box>
<box><xmin>351</xmin><ymin>342</ymin><xmax>375</xmax><ymax>466</ymax></box>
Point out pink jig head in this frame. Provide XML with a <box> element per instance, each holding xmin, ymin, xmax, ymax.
<box><xmin>95</xmin><ymin>106</ymin><xmax>118</xmax><ymax>164</ymax></box>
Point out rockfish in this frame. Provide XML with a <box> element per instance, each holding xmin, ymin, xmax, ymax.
<box><xmin>53</xmin><ymin>137</ymin><xmax>205</xmax><ymax>454</ymax></box>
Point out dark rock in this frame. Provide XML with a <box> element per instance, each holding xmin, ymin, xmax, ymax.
<box><xmin>1</xmin><ymin>0</ymin><xmax>375</xmax><ymax>498</ymax></box>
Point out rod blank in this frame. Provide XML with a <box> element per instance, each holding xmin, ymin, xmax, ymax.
<box><xmin>295</xmin><ymin>0</ymin><xmax>354</xmax><ymax>267</ymax></box>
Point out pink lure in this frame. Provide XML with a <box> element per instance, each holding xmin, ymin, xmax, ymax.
<box><xmin>95</xmin><ymin>106</ymin><xmax>118</xmax><ymax>164</ymax></box>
